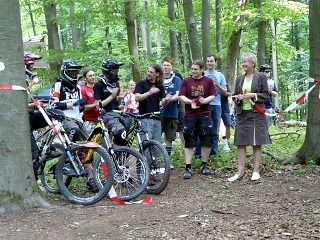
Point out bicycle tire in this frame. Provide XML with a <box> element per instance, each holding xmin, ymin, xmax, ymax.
<box><xmin>142</xmin><ymin>140</ymin><xmax>171</xmax><ymax>195</ymax></box>
<box><xmin>94</xmin><ymin>146</ymin><xmax>150</xmax><ymax>201</ymax></box>
<box><xmin>55</xmin><ymin>144</ymin><xmax>114</xmax><ymax>205</ymax></box>
<box><xmin>39</xmin><ymin>143</ymin><xmax>64</xmax><ymax>193</ymax></box>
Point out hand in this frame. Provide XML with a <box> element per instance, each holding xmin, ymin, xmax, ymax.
<box><xmin>198</xmin><ymin>96</ymin><xmax>205</xmax><ymax>105</ymax></box>
<box><xmin>111</xmin><ymin>87</ymin><xmax>119</xmax><ymax>98</ymax></box>
<box><xmin>191</xmin><ymin>99</ymin><xmax>200</xmax><ymax>109</ymax></box>
<box><xmin>67</xmin><ymin>102</ymin><xmax>73</xmax><ymax>109</ymax></box>
<box><xmin>149</xmin><ymin>86</ymin><xmax>160</xmax><ymax>95</ymax></box>
<box><xmin>118</xmin><ymin>91</ymin><xmax>126</xmax><ymax>99</ymax></box>
<box><xmin>165</xmin><ymin>92</ymin><xmax>173</xmax><ymax>101</ymax></box>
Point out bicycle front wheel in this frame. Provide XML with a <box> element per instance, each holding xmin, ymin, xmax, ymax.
<box><xmin>39</xmin><ymin>143</ymin><xmax>64</xmax><ymax>193</ymax></box>
<box><xmin>55</xmin><ymin>145</ymin><xmax>114</xmax><ymax>205</ymax></box>
<box><xmin>94</xmin><ymin>146</ymin><xmax>149</xmax><ymax>201</ymax></box>
<box><xmin>143</xmin><ymin>140</ymin><xmax>171</xmax><ymax>195</ymax></box>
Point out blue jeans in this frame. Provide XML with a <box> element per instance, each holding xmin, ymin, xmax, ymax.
<box><xmin>140</xmin><ymin>118</ymin><xmax>162</xmax><ymax>142</ymax></box>
<box><xmin>195</xmin><ymin>105</ymin><xmax>221</xmax><ymax>156</ymax></box>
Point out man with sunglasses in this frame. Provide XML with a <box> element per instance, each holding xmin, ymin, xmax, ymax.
<box><xmin>259</xmin><ymin>64</ymin><xmax>278</xmax><ymax>128</ymax></box>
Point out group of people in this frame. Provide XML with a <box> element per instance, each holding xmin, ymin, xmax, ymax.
<box><xmin>26</xmin><ymin>52</ymin><xmax>278</xmax><ymax>183</ymax></box>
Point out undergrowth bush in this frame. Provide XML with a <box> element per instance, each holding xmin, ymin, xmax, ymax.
<box><xmin>170</xmin><ymin>126</ymin><xmax>306</xmax><ymax>174</ymax></box>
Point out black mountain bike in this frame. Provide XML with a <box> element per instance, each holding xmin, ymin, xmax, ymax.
<box><xmin>114</xmin><ymin>110</ymin><xmax>171</xmax><ymax>195</ymax></box>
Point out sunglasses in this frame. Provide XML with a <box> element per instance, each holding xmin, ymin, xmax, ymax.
<box><xmin>264</xmin><ymin>71</ymin><xmax>271</xmax><ymax>73</ymax></box>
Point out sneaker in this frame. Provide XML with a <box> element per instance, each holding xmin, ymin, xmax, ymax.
<box><xmin>222</xmin><ymin>138</ymin><xmax>230</xmax><ymax>152</ymax></box>
<box><xmin>183</xmin><ymin>168</ymin><xmax>192</xmax><ymax>179</ymax></box>
<box><xmin>251</xmin><ymin>172</ymin><xmax>260</xmax><ymax>181</ymax></box>
<box><xmin>169</xmin><ymin>160</ymin><xmax>174</xmax><ymax>170</ymax></box>
<box><xmin>200</xmin><ymin>165</ymin><xmax>211</xmax><ymax>175</ymax></box>
<box><xmin>87</xmin><ymin>178</ymin><xmax>98</xmax><ymax>192</ymax></box>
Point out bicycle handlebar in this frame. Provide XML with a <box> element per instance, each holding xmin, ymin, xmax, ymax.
<box><xmin>112</xmin><ymin>110</ymin><xmax>160</xmax><ymax>118</ymax></box>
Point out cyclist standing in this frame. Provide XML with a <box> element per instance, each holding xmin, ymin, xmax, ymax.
<box><xmin>93</xmin><ymin>59</ymin><xmax>127</xmax><ymax>145</ymax></box>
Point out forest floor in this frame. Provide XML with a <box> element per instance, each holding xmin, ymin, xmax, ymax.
<box><xmin>1</xmin><ymin>163</ymin><xmax>320</xmax><ymax>240</ymax></box>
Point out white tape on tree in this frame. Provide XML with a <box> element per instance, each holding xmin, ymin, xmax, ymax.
<box><xmin>0</xmin><ymin>62</ymin><xmax>5</xmax><ymax>71</ymax></box>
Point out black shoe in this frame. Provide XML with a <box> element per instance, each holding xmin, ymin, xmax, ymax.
<box><xmin>33</xmin><ymin>159</ymin><xmax>40</xmax><ymax>180</ymax></box>
<box><xmin>183</xmin><ymin>168</ymin><xmax>192</xmax><ymax>179</ymax></box>
<box><xmin>87</xmin><ymin>178</ymin><xmax>98</xmax><ymax>193</ymax></box>
<box><xmin>200</xmin><ymin>165</ymin><xmax>211</xmax><ymax>175</ymax></box>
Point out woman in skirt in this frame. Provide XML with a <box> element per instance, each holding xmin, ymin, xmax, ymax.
<box><xmin>228</xmin><ymin>53</ymin><xmax>271</xmax><ymax>182</ymax></box>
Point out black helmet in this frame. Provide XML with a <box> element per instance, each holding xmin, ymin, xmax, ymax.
<box><xmin>60</xmin><ymin>59</ymin><xmax>83</xmax><ymax>89</ymax></box>
<box><xmin>259</xmin><ymin>64</ymin><xmax>272</xmax><ymax>72</ymax></box>
<box><xmin>101</xmin><ymin>59</ymin><xmax>124</xmax><ymax>83</ymax></box>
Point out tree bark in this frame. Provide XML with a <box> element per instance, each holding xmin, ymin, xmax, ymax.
<box><xmin>124</xmin><ymin>0</ymin><xmax>141</xmax><ymax>82</ymax></box>
<box><xmin>167</xmin><ymin>0</ymin><xmax>179</xmax><ymax>59</ymax></box>
<box><xmin>140</xmin><ymin>0</ymin><xmax>152</xmax><ymax>57</ymax></box>
<box><xmin>215</xmin><ymin>0</ymin><xmax>223</xmax><ymax>70</ymax></box>
<box><xmin>295</xmin><ymin>0</ymin><xmax>320</xmax><ymax>165</ymax></box>
<box><xmin>0</xmin><ymin>0</ymin><xmax>49</xmax><ymax>214</ymax></box>
<box><xmin>70</xmin><ymin>3</ymin><xmax>78</xmax><ymax>50</ymax></box>
<box><xmin>43</xmin><ymin>1</ymin><xmax>62</xmax><ymax>81</ymax></box>
<box><xmin>225</xmin><ymin>0</ymin><xmax>247</xmax><ymax>90</ymax></box>
<box><xmin>182</xmin><ymin>0</ymin><xmax>202</xmax><ymax>61</ymax></box>
<box><xmin>254</xmin><ymin>0</ymin><xmax>267</xmax><ymax>67</ymax></box>
<box><xmin>201</xmin><ymin>0</ymin><xmax>211</xmax><ymax>63</ymax></box>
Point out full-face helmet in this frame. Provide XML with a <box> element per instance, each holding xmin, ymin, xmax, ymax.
<box><xmin>60</xmin><ymin>59</ymin><xmax>83</xmax><ymax>89</ymax></box>
<box><xmin>101</xmin><ymin>59</ymin><xmax>124</xmax><ymax>83</ymax></box>
<box><xmin>259</xmin><ymin>64</ymin><xmax>272</xmax><ymax>72</ymax></box>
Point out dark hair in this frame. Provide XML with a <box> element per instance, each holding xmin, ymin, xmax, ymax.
<box><xmin>162</xmin><ymin>57</ymin><xmax>174</xmax><ymax>66</ymax></box>
<box><xmin>193</xmin><ymin>60</ymin><xmax>205</xmax><ymax>69</ymax></box>
<box><xmin>82</xmin><ymin>67</ymin><xmax>93</xmax><ymax>78</ymax></box>
<box><xmin>150</xmin><ymin>63</ymin><xmax>164</xmax><ymax>86</ymax></box>
<box><xmin>206</xmin><ymin>54</ymin><xmax>218</xmax><ymax>61</ymax></box>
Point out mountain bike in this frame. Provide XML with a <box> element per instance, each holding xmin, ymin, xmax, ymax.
<box><xmin>33</xmin><ymin>108</ymin><xmax>115</xmax><ymax>205</ymax></box>
<box><xmin>87</xmin><ymin>109</ymin><xmax>150</xmax><ymax>201</ymax></box>
<box><xmin>113</xmin><ymin>110</ymin><xmax>171</xmax><ymax>195</ymax></box>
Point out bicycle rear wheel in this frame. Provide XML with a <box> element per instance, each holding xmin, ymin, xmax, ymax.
<box><xmin>55</xmin><ymin>145</ymin><xmax>114</xmax><ymax>205</ymax></box>
<box><xmin>39</xmin><ymin>143</ymin><xmax>64</xmax><ymax>193</ymax></box>
<box><xmin>94</xmin><ymin>146</ymin><xmax>149</xmax><ymax>201</ymax></box>
<box><xmin>143</xmin><ymin>140</ymin><xmax>171</xmax><ymax>195</ymax></box>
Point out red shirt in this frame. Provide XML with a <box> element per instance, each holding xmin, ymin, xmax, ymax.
<box><xmin>179</xmin><ymin>76</ymin><xmax>216</xmax><ymax>116</ymax></box>
<box><xmin>81</xmin><ymin>85</ymin><xmax>99</xmax><ymax>121</ymax></box>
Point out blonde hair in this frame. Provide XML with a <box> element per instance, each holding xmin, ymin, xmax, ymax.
<box><xmin>241</xmin><ymin>53</ymin><xmax>257</xmax><ymax>67</ymax></box>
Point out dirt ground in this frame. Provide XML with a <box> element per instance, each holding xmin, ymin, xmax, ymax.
<box><xmin>1</xmin><ymin>165</ymin><xmax>320</xmax><ymax>240</ymax></box>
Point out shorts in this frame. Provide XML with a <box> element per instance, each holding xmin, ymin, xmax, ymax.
<box><xmin>221</xmin><ymin>112</ymin><xmax>231</xmax><ymax>126</ymax></box>
<box><xmin>161</xmin><ymin>117</ymin><xmax>178</xmax><ymax>142</ymax></box>
<box><xmin>183</xmin><ymin>115</ymin><xmax>213</xmax><ymax>148</ymax></box>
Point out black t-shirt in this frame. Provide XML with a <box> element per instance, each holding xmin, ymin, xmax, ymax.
<box><xmin>134</xmin><ymin>79</ymin><xmax>166</xmax><ymax>115</ymax></box>
<box><xmin>93</xmin><ymin>80</ymin><xmax>120</xmax><ymax>112</ymax></box>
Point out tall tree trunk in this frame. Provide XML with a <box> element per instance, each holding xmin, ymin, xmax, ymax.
<box><xmin>215</xmin><ymin>0</ymin><xmax>222</xmax><ymax>70</ymax></box>
<box><xmin>43</xmin><ymin>1</ymin><xmax>62</xmax><ymax>81</ymax></box>
<box><xmin>26</xmin><ymin>0</ymin><xmax>37</xmax><ymax>36</ymax></box>
<box><xmin>140</xmin><ymin>0</ymin><xmax>152</xmax><ymax>57</ymax></box>
<box><xmin>124</xmin><ymin>0</ymin><xmax>141</xmax><ymax>82</ymax></box>
<box><xmin>0</xmin><ymin>0</ymin><xmax>48</xmax><ymax>213</ymax></box>
<box><xmin>225</xmin><ymin>0</ymin><xmax>247</xmax><ymax>90</ymax></box>
<box><xmin>156</xmin><ymin>26</ymin><xmax>161</xmax><ymax>59</ymax></box>
<box><xmin>70</xmin><ymin>3</ymin><xmax>78</xmax><ymax>50</ymax></box>
<box><xmin>254</xmin><ymin>0</ymin><xmax>267</xmax><ymax>67</ymax></box>
<box><xmin>270</xmin><ymin>20</ymin><xmax>279</xmax><ymax>108</ymax></box>
<box><xmin>167</xmin><ymin>0</ymin><xmax>179</xmax><ymax>59</ymax></box>
<box><xmin>294</xmin><ymin>0</ymin><xmax>320</xmax><ymax>165</ymax></box>
<box><xmin>202</xmin><ymin>0</ymin><xmax>211</xmax><ymax>63</ymax></box>
<box><xmin>182</xmin><ymin>0</ymin><xmax>202</xmax><ymax>61</ymax></box>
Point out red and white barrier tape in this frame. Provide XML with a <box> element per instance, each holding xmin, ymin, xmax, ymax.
<box><xmin>0</xmin><ymin>82</ymin><xmax>153</xmax><ymax>205</ymax></box>
<box><xmin>233</xmin><ymin>78</ymin><xmax>320</xmax><ymax>117</ymax></box>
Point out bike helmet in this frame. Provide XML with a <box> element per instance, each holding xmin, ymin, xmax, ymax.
<box><xmin>60</xmin><ymin>59</ymin><xmax>83</xmax><ymax>89</ymax></box>
<box><xmin>101</xmin><ymin>59</ymin><xmax>124</xmax><ymax>83</ymax></box>
<box><xmin>24</xmin><ymin>53</ymin><xmax>42</xmax><ymax>70</ymax></box>
<box><xmin>259</xmin><ymin>64</ymin><xmax>272</xmax><ymax>72</ymax></box>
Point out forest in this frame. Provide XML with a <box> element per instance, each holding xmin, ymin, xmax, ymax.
<box><xmin>20</xmin><ymin>0</ymin><xmax>310</xmax><ymax>122</ymax></box>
